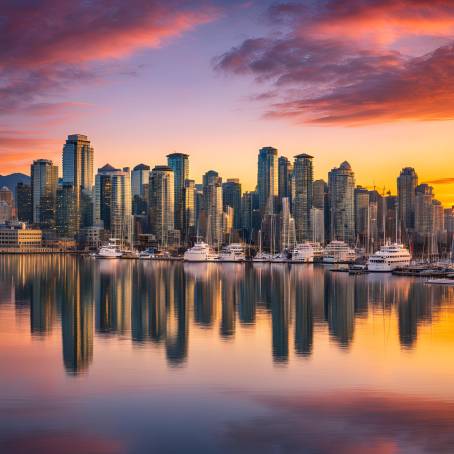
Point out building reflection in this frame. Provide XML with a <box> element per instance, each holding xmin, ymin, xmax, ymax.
<box><xmin>2</xmin><ymin>255</ymin><xmax>454</xmax><ymax>374</ymax></box>
<box><xmin>325</xmin><ymin>273</ymin><xmax>355</xmax><ymax>348</ymax></box>
<box><xmin>294</xmin><ymin>267</ymin><xmax>313</xmax><ymax>357</ymax></box>
<box><xmin>61</xmin><ymin>260</ymin><xmax>94</xmax><ymax>375</ymax></box>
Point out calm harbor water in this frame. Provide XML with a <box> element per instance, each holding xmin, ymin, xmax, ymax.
<box><xmin>1</xmin><ymin>255</ymin><xmax>454</xmax><ymax>453</ymax></box>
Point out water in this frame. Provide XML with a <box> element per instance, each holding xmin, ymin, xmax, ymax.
<box><xmin>1</xmin><ymin>256</ymin><xmax>454</xmax><ymax>453</ymax></box>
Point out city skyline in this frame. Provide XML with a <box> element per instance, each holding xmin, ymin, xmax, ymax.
<box><xmin>1</xmin><ymin>1</ymin><xmax>454</xmax><ymax>205</ymax></box>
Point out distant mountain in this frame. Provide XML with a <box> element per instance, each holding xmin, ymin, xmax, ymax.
<box><xmin>0</xmin><ymin>173</ymin><xmax>31</xmax><ymax>197</ymax></box>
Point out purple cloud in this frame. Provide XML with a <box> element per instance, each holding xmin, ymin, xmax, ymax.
<box><xmin>215</xmin><ymin>1</ymin><xmax>454</xmax><ymax>125</ymax></box>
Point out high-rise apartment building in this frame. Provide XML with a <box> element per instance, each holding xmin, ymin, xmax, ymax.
<box><xmin>397</xmin><ymin>167</ymin><xmax>418</xmax><ymax>233</ymax></box>
<box><xmin>94</xmin><ymin>165</ymin><xmax>133</xmax><ymax>245</ymax></box>
<box><xmin>149</xmin><ymin>166</ymin><xmax>175</xmax><ymax>246</ymax></box>
<box><xmin>56</xmin><ymin>183</ymin><xmax>78</xmax><ymax>238</ymax></box>
<box><xmin>293</xmin><ymin>154</ymin><xmax>313</xmax><ymax>242</ymax></box>
<box><xmin>222</xmin><ymin>179</ymin><xmax>242</xmax><ymax>230</ymax></box>
<box><xmin>16</xmin><ymin>182</ymin><xmax>33</xmax><ymax>224</ymax></box>
<box><xmin>354</xmin><ymin>186</ymin><xmax>370</xmax><ymax>247</ymax></box>
<box><xmin>62</xmin><ymin>134</ymin><xmax>94</xmax><ymax>190</ymax></box>
<box><xmin>131</xmin><ymin>164</ymin><xmax>150</xmax><ymax>197</ymax></box>
<box><xmin>257</xmin><ymin>147</ymin><xmax>278</xmax><ymax>215</ymax></box>
<box><xmin>328</xmin><ymin>161</ymin><xmax>355</xmax><ymax>244</ymax></box>
<box><xmin>62</xmin><ymin>134</ymin><xmax>94</xmax><ymax>232</ymax></box>
<box><xmin>31</xmin><ymin>159</ymin><xmax>58</xmax><ymax>227</ymax></box>
<box><xmin>203</xmin><ymin>171</ymin><xmax>223</xmax><ymax>246</ymax></box>
<box><xmin>183</xmin><ymin>179</ymin><xmax>196</xmax><ymax>241</ymax></box>
<box><xmin>131</xmin><ymin>164</ymin><xmax>150</xmax><ymax>216</ymax></box>
<box><xmin>167</xmin><ymin>153</ymin><xmax>189</xmax><ymax>233</ymax></box>
<box><xmin>415</xmin><ymin>184</ymin><xmax>434</xmax><ymax>237</ymax></box>
<box><xmin>278</xmin><ymin>156</ymin><xmax>292</xmax><ymax>204</ymax></box>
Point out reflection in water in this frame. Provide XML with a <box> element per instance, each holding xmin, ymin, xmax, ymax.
<box><xmin>1</xmin><ymin>256</ymin><xmax>454</xmax><ymax>374</ymax></box>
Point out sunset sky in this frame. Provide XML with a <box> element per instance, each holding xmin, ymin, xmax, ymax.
<box><xmin>1</xmin><ymin>0</ymin><xmax>454</xmax><ymax>204</ymax></box>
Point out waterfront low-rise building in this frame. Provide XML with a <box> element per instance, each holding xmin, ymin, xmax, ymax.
<box><xmin>0</xmin><ymin>224</ymin><xmax>42</xmax><ymax>251</ymax></box>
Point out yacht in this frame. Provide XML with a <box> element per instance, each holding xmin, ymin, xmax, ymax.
<box><xmin>219</xmin><ymin>243</ymin><xmax>246</xmax><ymax>262</ymax></box>
<box><xmin>96</xmin><ymin>240</ymin><xmax>123</xmax><ymax>259</ymax></box>
<box><xmin>253</xmin><ymin>252</ymin><xmax>272</xmax><ymax>263</ymax></box>
<box><xmin>367</xmin><ymin>243</ymin><xmax>411</xmax><ymax>272</ymax></box>
<box><xmin>323</xmin><ymin>241</ymin><xmax>356</xmax><ymax>264</ymax></box>
<box><xmin>271</xmin><ymin>251</ymin><xmax>289</xmax><ymax>263</ymax></box>
<box><xmin>184</xmin><ymin>241</ymin><xmax>219</xmax><ymax>262</ymax></box>
<box><xmin>139</xmin><ymin>248</ymin><xmax>155</xmax><ymax>260</ymax></box>
<box><xmin>291</xmin><ymin>243</ymin><xmax>314</xmax><ymax>263</ymax></box>
<box><xmin>309</xmin><ymin>242</ymin><xmax>324</xmax><ymax>261</ymax></box>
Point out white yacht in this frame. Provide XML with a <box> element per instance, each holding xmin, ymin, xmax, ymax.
<box><xmin>271</xmin><ymin>251</ymin><xmax>289</xmax><ymax>263</ymax></box>
<box><xmin>323</xmin><ymin>241</ymin><xmax>356</xmax><ymax>264</ymax></box>
<box><xmin>252</xmin><ymin>251</ymin><xmax>272</xmax><ymax>263</ymax></box>
<box><xmin>219</xmin><ymin>243</ymin><xmax>246</xmax><ymax>262</ymax></box>
<box><xmin>291</xmin><ymin>243</ymin><xmax>314</xmax><ymax>263</ymax></box>
<box><xmin>309</xmin><ymin>242</ymin><xmax>324</xmax><ymax>261</ymax></box>
<box><xmin>139</xmin><ymin>248</ymin><xmax>155</xmax><ymax>260</ymax></box>
<box><xmin>96</xmin><ymin>240</ymin><xmax>123</xmax><ymax>259</ymax></box>
<box><xmin>184</xmin><ymin>241</ymin><xmax>219</xmax><ymax>262</ymax></box>
<box><xmin>367</xmin><ymin>243</ymin><xmax>411</xmax><ymax>272</ymax></box>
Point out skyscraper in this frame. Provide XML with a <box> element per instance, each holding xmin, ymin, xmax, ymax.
<box><xmin>222</xmin><ymin>179</ymin><xmax>242</xmax><ymax>230</ymax></box>
<box><xmin>313</xmin><ymin>179</ymin><xmax>327</xmax><ymax>209</ymax></box>
<box><xmin>203</xmin><ymin>171</ymin><xmax>223</xmax><ymax>246</ymax></box>
<box><xmin>183</xmin><ymin>179</ymin><xmax>196</xmax><ymax>240</ymax></box>
<box><xmin>397</xmin><ymin>167</ymin><xmax>418</xmax><ymax>233</ymax></box>
<box><xmin>16</xmin><ymin>182</ymin><xmax>32</xmax><ymax>224</ymax></box>
<box><xmin>131</xmin><ymin>164</ymin><xmax>150</xmax><ymax>215</ymax></box>
<box><xmin>354</xmin><ymin>186</ymin><xmax>370</xmax><ymax>247</ymax></box>
<box><xmin>62</xmin><ymin>134</ymin><xmax>94</xmax><ymax>231</ymax></box>
<box><xmin>241</xmin><ymin>191</ymin><xmax>260</xmax><ymax>242</ymax></box>
<box><xmin>167</xmin><ymin>153</ymin><xmax>189</xmax><ymax>233</ymax></box>
<box><xmin>278</xmin><ymin>156</ymin><xmax>292</xmax><ymax>203</ymax></box>
<box><xmin>415</xmin><ymin>184</ymin><xmax>434</xmax><ymax>237</ymax></box>
<box><xmin>328</xmin><ymin>161</ymin><xmax>355</xmax><ymax>244</ymax></box>
<box><xmin>31</xmin><ymin>159</ymin><xmax>58</xmax><ymax>227</ymax></box>
<box><xmin>131</xmin><ymin>164</ymin><xmax>150</xmax><ymax>197</ymax></box>
<box><xmin>62</xmin><ymin>134</ymin><xmax>94</xmax><ymax>190</ymax></box>
<box><xmin>56</xmin><ymin>183</ymin><xmax>78</xmax><ymax>238</ymax></box>
<box><xmin>257</xmin><ymin>147</ymin><xmax>278</xmax><ymax>214</ymax></box>
<box><xmin>293</xmin><ymin>154</ymin><xmax>313</xmax><ymax>242</ymax></box>
<box><xmin>94</xmin><ymin>164</ymin><xmax>133</xmax><ymax>245</ymax></box>
<box><xmin>149</xmin><ymin>166</ymin><xmax>175</xmax><ymax>246</ymax></box>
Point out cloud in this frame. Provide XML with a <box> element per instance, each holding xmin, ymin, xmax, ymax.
<box><xmin>0</xmin><ymin>0</ymin><xmax>222</xmax><ymax>173</ymax></box>
<box><xmin>216</xmin><ymin>1</ymin><xmax>454</xmax><ymax>125</ymax></box>
<box><xmin>0</xmin><ymin>0</ymin><xmax>218</xmax><ymax>116</ymax></box>
<box><xmin>0</xmin><ymin>130</ymin><xmax>60</xmax><ymax>173</ymax></box>
<box><xmin>423</xmin><ymin>177</ymin><xmax>454</xmax><ymax>185</ymax></box>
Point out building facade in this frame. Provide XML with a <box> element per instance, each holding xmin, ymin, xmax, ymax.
<box><xmin>328</xmin><ymin>161</ymin><xmax>355</xmax><ymax>245</ymax></box>
<box><xmin>397</xmin><ymin>167</ymin><xmax>418</xmax><ymax>233</ymax></box>
<box><xmin>149</xmin><ymin>166</ymin><xmax>175</xmax><ymax>246</ymax></box>
<box><xmin>293</xmin><ymin>154</ymin><xmax>313</xmax><ymax>242</ymax></box>
<box><xmin>31</xmin><ymin>159</ymin><xmax>58</xmax><ymax>228</ymax></box>
<box><xmin>167</xmin><ymin>153</ymin><xmax>189</xmax><ymax>234</ymax></box>
<box><xmin>222</xmin><ymin>179</ymin><xmax>242</xmax><ymax>230</ymax></box>
<box><xmin>257</xmin><ymin>147</ymin><xmax>278</xmax><ymax>215</ymax></box>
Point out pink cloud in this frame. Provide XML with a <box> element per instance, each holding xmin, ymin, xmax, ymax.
<box><xmin>216</xmin><ymin>1</ymin><xmax>454</xmax><ymax>125</ymax></box>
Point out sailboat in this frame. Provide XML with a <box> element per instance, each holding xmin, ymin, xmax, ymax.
<box><xmin>253</xmin><ymin>230</ymin><xmax>271</xmax><ymax>263</ymax></box>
